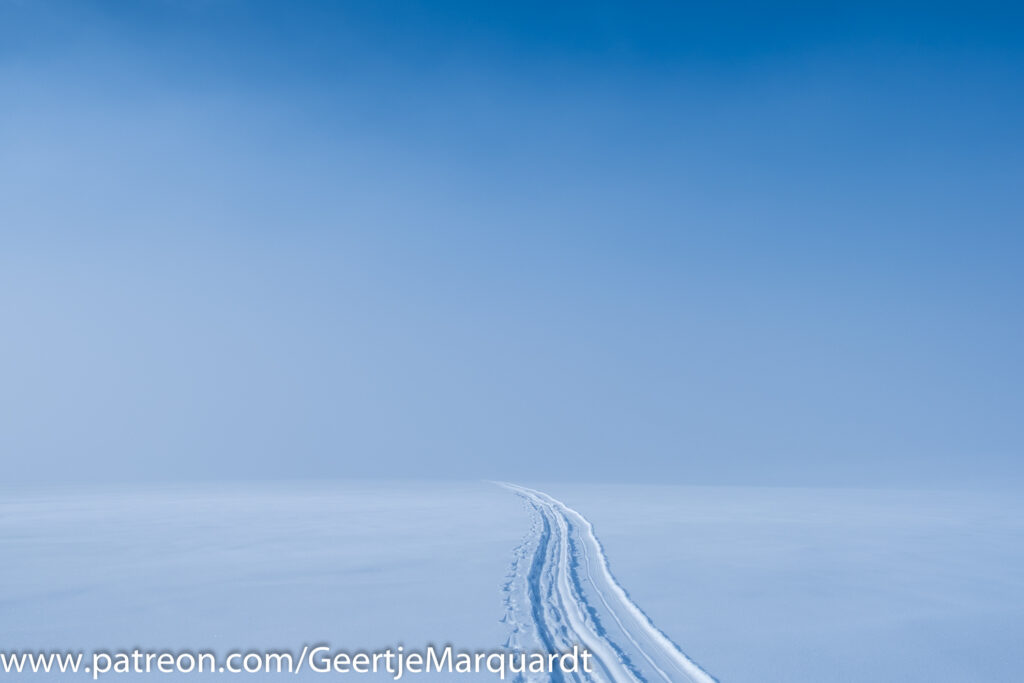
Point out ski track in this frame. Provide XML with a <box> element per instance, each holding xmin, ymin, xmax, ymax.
<box><xmin>498</xmin><ymin>482</ymin><xmax>718</xmax><ymax>683</ymax></box>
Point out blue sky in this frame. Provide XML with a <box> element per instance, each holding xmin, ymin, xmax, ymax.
<box><xmin>1</xmin><ymin>1</ymin><xmax>1022</xmax><ymax>486</ymax></box>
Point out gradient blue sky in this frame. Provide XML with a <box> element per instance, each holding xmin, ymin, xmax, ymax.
<box><xmin>2</xmin><ymin>1</ymin><xmax>1022</xmax><ymax>486</ymax></box>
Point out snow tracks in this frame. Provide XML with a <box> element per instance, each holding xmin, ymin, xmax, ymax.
<box><xmin>498</xmin><ymin>483</ymin><xmax>717</xmax><ymax>683</ymax></box>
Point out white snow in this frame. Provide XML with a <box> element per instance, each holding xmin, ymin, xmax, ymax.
<box><xmin>0</xmin><ymin>481</ymin><xmax>524</xmax><ymax>680</ymax></box>
<box><xmin>533</xmin><ymin>483</ymin><xmax>1024</xmax><ymax>683</ymax></box>
<box><xmin>3</xmin><ymin>480</ymin><xmax>1022</xmax><ymax>682</ymax></box>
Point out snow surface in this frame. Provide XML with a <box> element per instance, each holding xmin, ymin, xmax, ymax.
<box><xmin>3</xmin><ymin>480</ymin><xmax>1023</xmax><ymax>681</ymax></box>
<box><xmin>0</xmin><ymin>481</ymin><xmax>524</xmax><ymax>680</ymax></box>
<box><xmin>534</xmin><ymin>483</ymin><xmax>1024</xmax><ymax>683</ymax></box>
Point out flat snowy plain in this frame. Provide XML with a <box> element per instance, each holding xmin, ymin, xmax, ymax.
<box><xmin>2</xmin><ymin>480</ymin><xmax>1022</xmax><ymax>681</ymax></box>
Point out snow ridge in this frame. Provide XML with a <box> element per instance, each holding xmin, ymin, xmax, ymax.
<box><xmin>498</xmin><ymin>482</ymin><xmax>718</xmax><ymax>683</ymax></box>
